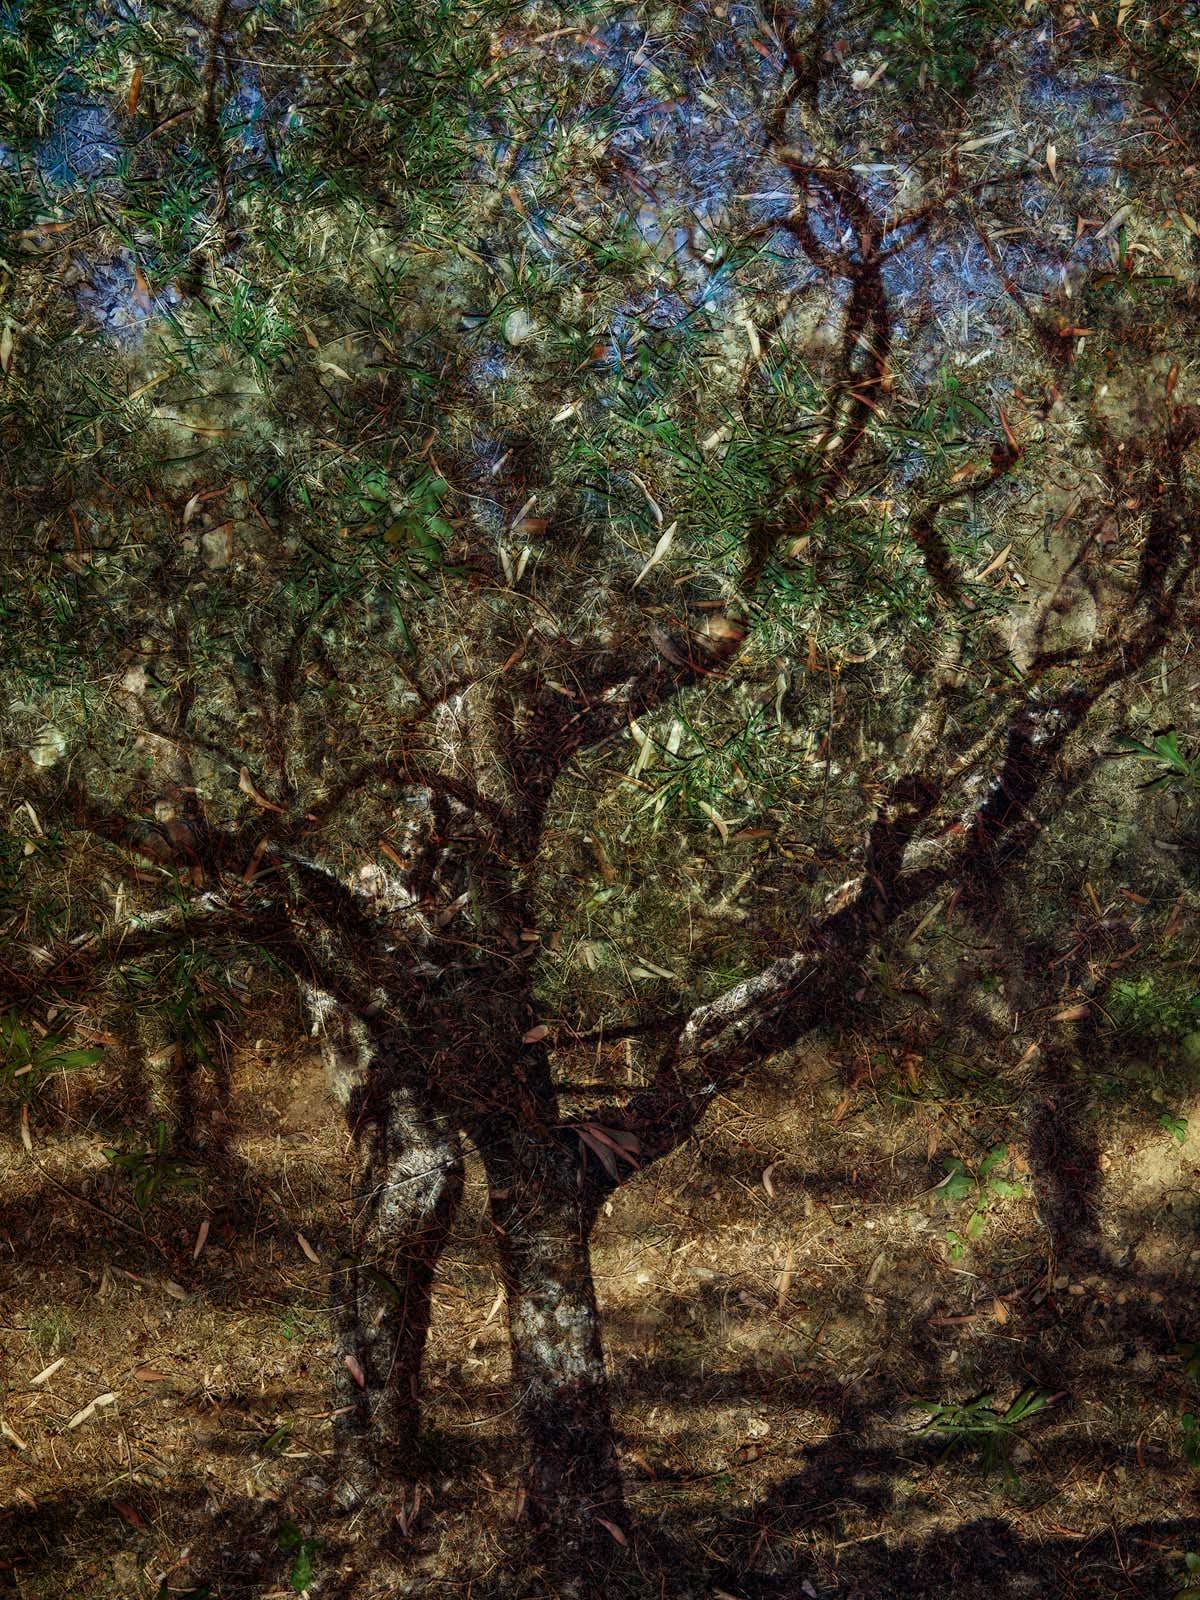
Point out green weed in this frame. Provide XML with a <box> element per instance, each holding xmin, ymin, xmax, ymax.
<box><xmin>104</xmin><ymin>1119</ymin><xmax>199</xmax><ymax>1213</ymax></box>
<box><xmin>870</xmin><ymin>0</ymin><xmax>1014</xmax><ymax>92</ymax></box>
<box><xmin>0</xmin><ymin>1010</ymin><xmax>105</xmax><ymax>1104</ymax></box>
<box><xmin>279</xmin><ymin>1519</ymin><xmax>321</xmax><ymax>1593</ymax></box>
<box><xmin>914</xmin><ymin>1386</ymin><xmax>1058</xmax><ymax>1481</ymax></box>
<box><xmin>1176</xmin><ymin>1550</ymin><xmax>1200</xmax><ymax>1600</ymax></box>
<box><xmin>936</xmin><ymin>1142</ymin><xmax>1025</xmax><ymax>1258</ymax></box>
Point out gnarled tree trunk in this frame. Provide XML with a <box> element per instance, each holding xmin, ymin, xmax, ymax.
<box><xmin>481</xmin><ymin>1126</ymin><xmax>625</xmax><ymax>1548</ymax></box>
<box><xmin>316</xmin><ymin>1010</ymin><xmax>464</xmax><ymax>1506</ymax></box>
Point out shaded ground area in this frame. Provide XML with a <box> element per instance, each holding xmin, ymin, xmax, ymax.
<box><xmin>2</xmin><ymin>0</ymin><xmax>1200</xmax><ymax>1595</ymax></box>
<box><xmin>3</xmin><ymin>1016</ymin><xmax>1200</xmax><ymax>1597</ymax></box>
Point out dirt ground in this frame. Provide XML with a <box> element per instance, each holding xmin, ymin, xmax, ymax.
<box><xmin>2</xmin><ymin>1011</ymin><xmax>1199</xmax><ymax>1598</ymax></box>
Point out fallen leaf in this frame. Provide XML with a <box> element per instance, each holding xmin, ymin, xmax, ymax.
<box><xmin>127</xmin><ymin>63</ymin><xmax>144</xmax><ymax>115</ymax></box>
<box><xmin>162</xmin><ymin>1281</ymin><xmax>188</xmax><ymax>1301</ymax></box>
<box><xmin>133</xmin><ymin>1367</ymin><xmax>170</xmax><ymax>1383</ymax></box>
<box><xmin>297</xmin><ymin>1232</ymin><xmax>321</xmax><ymax>1265</ymax></box>
<box><xmin>0</xmin><ymin>322</ymin><xmax>14</xmax><ymax>377</ymax></box>
<box><xmin>776</xmin><ymin>1247</ymin><xmax>796</xmax><ymax>1310</ymax></box>
<box><xmin>238</xmin><ymin>767</ymin><xmax>286</xmax><ymax>814</ymax></box>
<box><xmin>114</xmin><ymin>1500</ymin><xmax>147</xmax><ymax>1529</ymax></box>
<box><xmin>521</xmin><ymin>1024</ymin><xmax>549</xmax><ymax>1043</ymax></box>
<box><xmin>30</xmin><ymin>1357</ymin><xmax>65</xmax><ymax>1387</ymax></box>
<box><xmin>697</xmin><ymin>800</ymin><xmax>731</xmax><ymax>843</ymax></box>
<box><xmin>761</xmin><ymin>1161</ymin><xmax>780</xmax><ymax>1200</ymax></box>
<box><xmin>192</xmin><ymin>1219</ymin><xmax>209</xmax><ymax>1260</ymax></box>
<box><xmin>1045</xmin><ymin>142</ymin><xmax>1057</xmax><ymax>180</ymax></box>
<box><xmin>594</xmin><ymin>1515</ymin><xmax>628</xmax><ymax>1546</ymax></box>
<box><xmin>132</xmin><ymin>264</ymin><xmax>152</xmax><ymax>311</ymax></box>
<box><xmin>344</xmin><ymin>1354</ymin><xmax>366</xmax><ymax>1388</ymax></box>
<box><xmin>0</xmin><ymin>1416</ymin><xmax>28</xmax><ymax>1451</ymax></box>
<box><xmin>1051</xmin><ymin>1003</ymin><xmax>1090</xmax><ymax>1023</ymax></box>
<box><xmin>969</xmin><ymin>543</ymin><xmax>1012</xmax><ymax>582</ymax></box>
<box><xmin>632</xmin><ymin>520</ymin><xmax>677</xmax><ymax>587</ymax></box>
<box><xmin>993</xmin><ymin>1297</ymin><xmax>1010</xmax><ymax>1324</ymax></box>
<box><xmin>19</xmin><ymin>1104</ymin><xmax>31</xmax><ymax>1153</ymax></box>
<box><xmin>66</xmin><ymin>1393</ymin><xmax>118</xmax><ymax>1430</ymax></box>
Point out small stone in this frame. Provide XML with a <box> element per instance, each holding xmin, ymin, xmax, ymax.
<box><xmin>201</xmin><ymin>525</ymin><xmax>233</xmax><ymax>569</ymax></box>
<box><xmin>503</xmin><ymin>308</ymin><xmax>535</xmax><ymax>346</ymax></box>
<box><xmin>29</xmin><ymin>725</ymin><xmax>66</xmax><ymax>767</ymax></box>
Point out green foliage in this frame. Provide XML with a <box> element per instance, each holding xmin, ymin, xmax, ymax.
<box><xmin>1112</xmin><ymin>728</ymin><xmax>1200</xmax><ymax>797</ymax></box>
<box><xmin>104</xmin><ymin>1120</ymin><xmax>198</xmax><ymax>1213</ymax></box>
<box><xmin>0</xmin><ymin>0</ymin><xmax>71</xmax><ymax>143</ymax></box>
<box><xmin>870</xmin><ymin>0</ymin><xmax>1012</xmax><ymax>91</ymax></box>
<box><xmin>937</xmin><ymin>1143</ymin><xmax>1025</xmax><ymax>1258</ymax></box>
<box><xmin>1176</xmin><ymin>1549</ymin><xmax>1200</xmax><ymax>1600</ymax></box>
<box><xmin>1160</xmin><ymin>1111</ymin><xmax>1189</xmax><ymax>1145</ymax></box>
<box><xmin>1105</xmin><ymin>975</ymin><xmax>1200</xmax><ymax>1042</ymax></box>
<box><xmin>0</xmin><ymin>1010</ymin><xmax>104</xmax><ymax>1104</ymax></box>
<box><xmin>279</xmin><ymin>1520</ymin><xmax>321</xmax><ymax>1593</ymax></box>
<box><xmin>914</xmin><ymin>1386</ymin><xmax>1057</xmax><ymax>1481</ymax></box>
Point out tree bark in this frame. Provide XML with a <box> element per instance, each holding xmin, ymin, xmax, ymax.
<box><xmin>481</xmin><ymin>1129</ymin><xmax>625</xmax><ymax>1546</ymax></box>
<box><xmin>323</xmin><ymin>1021</ymin><xmax>464</xmax><ymax>1507</ymax></box>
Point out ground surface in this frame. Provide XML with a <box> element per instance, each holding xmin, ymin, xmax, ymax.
<box><xmin>4</xmin><ymin>1026</ymin><xmax>1200</xmax><ymax>1598</ymax></box>
<box><xmin>3</xmin><ymin>0</ymin><xmax>1200</xmax><ymax>1596</ymax></box>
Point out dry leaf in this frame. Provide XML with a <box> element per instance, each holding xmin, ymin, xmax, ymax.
<box><xmin>1051</xmin><ymin>1003</ymin><xmax>1089</xmax><ymax>1023</ymax></box>
<box><xmin>481</xmin><ymin>1287</ymin><xmax>505</xmax><ymax>1328</ymax></box>
<box><xmin>127</xmin><ymin>63</ymin><xmax>144</xmax><ymax>115</ymax></box>
<box><xmin>969</xmin><ymin>543</ymin><xmax>1012</xmax><ymax>582</ymax></box>
<box><xmin>776</xmin><ymin>1247</ymin><xmax>796</xmax><ymax>1310</ymax></box>
<box><xmin>521</xmin><ymin>1024</ymin><xmax>549</xmax><ymax>1043</ymax></box>
<box><xmin>134</xmin><ymin>1367</ymin><xmax>170</xmax><ymax>1383</ymax></box>
<box><xmin>378</xmin><ymin>838</ymin><xmax>406</xmax><ymax>871</ymax></box>
<box><xmin>1045</xmin><ymin>142</ymin><xmax>1057</xmax><ymax>180</ymax></box>
<box><xmin>0</xmin><ymin>322</ymin><xmax>14</xmax><ymax>377</ymax></box>
<box><xmin>993</xmin><ymin>1297</ymin><xmax>1010</xmax><ymax>1324</ymax></box>
<box><xmin>162</xmin><ymin>1281</ymin><xmax>188</xmax><ymax>1301</ymax></box>
<box><xmin>30</xmin><ymin>1357</ymin><xmax>65</xmax><ymax>1387</ymax></box>
<box><xmin>132</xmin><ymin>264</ymin><xmax>152</xmax><ymax>311</ymax></box>
<box><xmin>66</xmin><ymin>1393</ymin><xmax>117</xmax><ymax>1430</ymax></box>
<box><xmin>114</xmin><ymin>1500</ymin><xmax>147</xmax><ymax>1529</ymax></box>
<box><xmin>238</xmin><ymin>767</ymin><xmax>286</xmax><ymax>814</ymax></box>
<box><xmin>19</xmin><ymin>1104</ymin><xmax>31</xmax><ymax>1153</ymax></box>
<box><xmin>632</xmin><ymin>520</ymin><xmax>677</xmax><ymax>587</ymax></box>
<box><xmin>297</xmin><ymin>1232</ymin><xmax>321</xmax><ymax>1265</ymax></box>
<box><xmin>697</xmin><ymin>800</ymin><xmax>731</xmax><ymax>843</ymax></box>
<box><xmin>1096</xmin><ymin>204</ymin><xmax>1132</xmax><ymax>240</ymax></box>
<box><xmin>594</xmin><ymin>1516</ymin><xmax>628</xmax><ymax>1546</ymax></box>
<box><xmin>192</xmin><ymin>1219</ymin><xmax>209</xmax><ymax>1260</ymax></box>
<box><xmin>762</xmin><ymin>1161</ymin><xmax>780</xmax><ymax>1200</ymax></box>
<box><xmin>627</xmin><ymin>469</ymin><xmax>663</xmax><ymax>525</ymax></box>
<box><xmin>344</xmin><ymin>1354</ymin><xmax>366</xmax><ymax>1388</ymax></box>
<box><xmin>0</xmin><ymin>1416</ymin><xmax>28</xmax><ymax>1451</ymax></box>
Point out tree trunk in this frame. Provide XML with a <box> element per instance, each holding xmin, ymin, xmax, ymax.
<box><xmin>323</xmin><ymin>1022</ymin><xmax>464</xmax><ymax>1507</ymax></box>
<box><xmin>482</xmin><ymin>1131</ymin><xmax>625</xmax><ymax>1548</ymax></box>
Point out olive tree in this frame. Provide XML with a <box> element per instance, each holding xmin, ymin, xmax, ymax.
<box><xmin>2</xmin><ymin>0</ymin><xmax>1199</xmax><ymax>1574</ymax></box>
